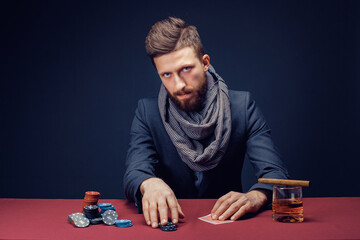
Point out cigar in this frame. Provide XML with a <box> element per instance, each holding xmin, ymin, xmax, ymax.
<box><xmin>258</xmin><ymin>178</ymin><xmax>310</xmax><ymax>187</ymax></box>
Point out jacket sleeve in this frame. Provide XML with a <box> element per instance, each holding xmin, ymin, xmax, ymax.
<box><xmin>244</xmin><ymin>93</ymin><xmax>290</xmax><ymax>193</ymax></box>
<box><xmin>123</xmin><ymin>99</ymin><xmax>159</xmax><ymax>211</ymax></box>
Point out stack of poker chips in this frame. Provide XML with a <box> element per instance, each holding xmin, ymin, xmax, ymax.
<box><xmin>82</xmin><ymin>191</ymin><xmax>100</xmax><ymax>213</ymax></box>
<box><xmin>99</xmin><ymin>204</ymin><xmax>134</xmax><ymax>227</ymax></box>
<box><xmin>159</xmin><ymin>222</ymin><xmax>177</xmax><ymax>231</ymax></box>
<box><xmin>68</xmin><ymin>191</ymin><xmax>134</xmax><ymax>228</ymax></box>
<box><xmin>68</xmin><ymin>212</ymin><xmax>90</xmax><ymax>228</ymax></box>
<box><xmin>83</xmin><ymin>205</ymin><xmax>103</xmax><ymax>225</ymax></box>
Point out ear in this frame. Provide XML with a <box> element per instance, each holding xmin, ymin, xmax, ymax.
<box><xmin>202</xmin><ymin>54</ymin><xmax>210</xmax><ymax>72</ymax></box>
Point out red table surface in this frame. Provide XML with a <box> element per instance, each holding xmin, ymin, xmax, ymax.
<box><xmin>0</xmin><ymin>197</ymin><xmax>359</xmax><ymax>240</ymax></box>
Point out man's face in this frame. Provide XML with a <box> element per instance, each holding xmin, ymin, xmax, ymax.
<box><xmin>154</xmin><ymin>46</ymin><xmax>210</xmax><ymax>112</ymax></box>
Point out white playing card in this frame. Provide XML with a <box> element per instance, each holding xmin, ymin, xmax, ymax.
<box><xmin>198</xmin><ymin>214</ymin><xmax>235</xmax><ymax>225</ymax></box>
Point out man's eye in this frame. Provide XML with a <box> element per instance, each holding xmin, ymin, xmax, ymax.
<box><xmin>183</xmin><ymin>66</ymin><xmax>191</xmax><ymax>72</ymax></box>
<box><xmin>163</xmin><ymin>73</ymin><xmax>171</xmax><ymax>77</ymax></box>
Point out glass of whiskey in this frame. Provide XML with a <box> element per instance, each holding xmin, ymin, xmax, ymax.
<box><xmin>272</xmin><ymin>185</ymin><xmax>304</xmax><ymax>223</ymax></box>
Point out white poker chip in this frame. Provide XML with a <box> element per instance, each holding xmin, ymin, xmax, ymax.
<box><xmin>102</xmin><ymin>210</ymin><xmax>118</xmax><ymax>225</ymax></box>
<box><xmin>68</xmin><ymin>212</ymin><xmax>85</xmax><ymax>222</ymax></box>
<box><xmin>68</xmin><ymin>212</ymin><xmax>90</xmax><ymax>228</ymax></box>
<box><xmin>73</xmin><ymin>216</ymin><xmax>90</xmax><ymax>228</ymax></box>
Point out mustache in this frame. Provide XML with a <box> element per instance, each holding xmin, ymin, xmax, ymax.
<box><xmin>174</xmin><ymin>87</ymin><xmax>194</xmax><ymax>96</ymax></box>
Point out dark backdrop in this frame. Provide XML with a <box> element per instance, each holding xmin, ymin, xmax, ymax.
<box><xmin>1</xmin><ymin>0</ymin><xmax>359</xmax><ymax>199</ymax></box>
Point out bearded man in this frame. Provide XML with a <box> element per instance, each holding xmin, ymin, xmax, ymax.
<box><xmin>124</xmin><ymin>17</ymin><xmax>289</xmax><ymax>228</ymax></box>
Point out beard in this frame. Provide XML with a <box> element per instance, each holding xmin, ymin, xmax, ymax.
<box><xmin>167</xmin><ymin>80</ymin><xmax>207</xmax><ymax>112</ymax></box>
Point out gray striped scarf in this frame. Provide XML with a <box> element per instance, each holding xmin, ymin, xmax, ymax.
<box><xmin>158</xmin><ymin>65</ymin><xmax>231</xmax><ymax>171</ymax></box>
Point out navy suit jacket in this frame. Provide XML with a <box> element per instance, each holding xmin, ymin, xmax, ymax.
<box><xmin>124</xmin><ymin>90</ymin><xmax>289</xmax><ymax>209</ymax></box>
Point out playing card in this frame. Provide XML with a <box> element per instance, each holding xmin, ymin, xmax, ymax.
<box><xmin>198</xmin><ymin>214</ymin><xmax>235</xmax><ymax>225</ymax></box>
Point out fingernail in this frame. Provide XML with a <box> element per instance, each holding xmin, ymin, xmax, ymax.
<box><xmin>172</xmin><ymin>218</ymin><xmax>178</xmax><ymax>224</ymax></box>
<box><xmin>219</xmin><ymin>216</ymin><xmax>224</xmax><ymax>220</ymax></box>
<box><xmin>147</xmin><ymin>221</ymin><xmax>151</xmax><ymax>225</ymax></box>
<box><xmin>212</xmin><ymin>214</ymin><xmax>217</xmax><ymax>219</ymax></box>
<box><xmin>162</xmin><ymin>219</ymin><xmax>167</xmax><ymax>224</ymax></box>
<box><xmin>152</xmin><ymin>222</ymin><xmax>157</xmax><ymax>228</ymax></box>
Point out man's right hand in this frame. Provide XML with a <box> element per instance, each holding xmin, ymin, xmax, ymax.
<box><xmin>140</xmin><ymin>177</ymin><xmax>185</xmax><ymax>228</ymax></box>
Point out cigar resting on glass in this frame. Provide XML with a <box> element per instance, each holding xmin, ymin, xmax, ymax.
<box><xmin>258</xmin><ymin>178</ymin><xmax>310</xmax><ymax>187</ymax></box>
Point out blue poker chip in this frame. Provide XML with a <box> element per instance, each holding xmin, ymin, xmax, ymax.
<box><xmin>159</xmin><ymin>222</ymin><xmax>177</xmax><ymax>231</ymax></box>
<box><xmin>115</xmin><ymin>219</ymin><xmax>133</xmax><ymax>228</ymax></box>
<box><xmin>102</xmin><ymin>210</ymin><xmax>118</xmax><ymax>225</ymax></box>
<box><xmin>100</xmin><ymin>206</ymin><xmax>116</xmax><ymax>214</ymax></box>
<box><xmin>98</xmin><ymin>203</ymin><xmax>112</xmax><ymax>208</ymax></box>
<box><xmin>98</xmin><ymin>203</ymin><xmax>116</xmax><ymax>215</ymax></box>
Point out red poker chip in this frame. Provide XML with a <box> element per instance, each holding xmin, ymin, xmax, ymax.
<box><xmin>85</xmin><ymin>191</ymin><xmax>100</xmax><ymax>196</ymax></box>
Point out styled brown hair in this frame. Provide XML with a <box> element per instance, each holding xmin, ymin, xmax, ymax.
<box><xmin>145</xmin><ymin>17</ymin><xmax>204</xmax><ymax>63</ymax></box>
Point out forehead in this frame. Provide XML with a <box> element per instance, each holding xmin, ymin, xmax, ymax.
<box><xmin>154</xmin><ymin>46</ymin><xmax>200</xmax><ymax>73</ymax></box>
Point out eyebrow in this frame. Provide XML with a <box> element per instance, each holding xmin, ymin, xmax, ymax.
<box><xmin>158</xmin><ymin>64</ymin><xmax>195</xmax><ymax>76</ymax></box>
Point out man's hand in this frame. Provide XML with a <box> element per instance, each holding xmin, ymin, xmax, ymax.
<box><xmin>210</xmin><ymin>190</ymin><xmax>269</xmax><ymax>221</ymax></box>
<box><xmin>140</xmin><ymin>177</ymin><xmax>185</xmax><ymax>228</ymax></box>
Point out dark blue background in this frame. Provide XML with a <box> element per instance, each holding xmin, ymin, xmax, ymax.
<box><xmin>1</xmin><ymin>0</ymin><xmax>359</xmax><ymax>199</ymax></box>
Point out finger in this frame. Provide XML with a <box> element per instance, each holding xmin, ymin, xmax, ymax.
<box><xmin>211</xmin><ymin>199</ymin><xmax>222</xmax><ymax>215</ymax></box>
<box><xmin>166</xmin><ymin>197</ymin><xmax>179</xmax><ymax>224</ymax></box>
<box><xmin>230</xmin><ymin>203</ymin><xmax>251</xmax><ymax>221</ymax></box>
<box><xmin>211</xmin><ymin>193</ymin><xmax>232</xmax><ymax>219</ymax></box>
<box><xmin>177</xmin><ymin>202</ymin><xmax>185</xmax><ymax>219</ymax></box>
<box><xmin>142</xmin><ymin>199</ymin><xmax>151</xmax><ymax>226</ymax></box>
<box><xmin>212</xmin><ymin>197</ymin><xmax>236</xmax><ymax>220</ymax></box>
<box><xmin>149</xmin><ymin>201</ymin><xmax>159</xmax><ymax>228</ymax></box>
<box><xmin>158</xmin><ymin>198</ymin><xmax>169</xmax><ymax>226</ymax></box>
<box><xmin>211</xmin><ymin>193</ymin><xmax>229</xmax><ymax>213</ymax></box>
<box><xmin>218</xmin><ymin>199</ymin><xmax>246</xmax><ymax>221</ymax></box>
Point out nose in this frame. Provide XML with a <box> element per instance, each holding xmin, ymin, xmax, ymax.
<box><xmin>174</xmin><ymin>73</ymin><xmax>186</xmax><ymax>91</ymax></box>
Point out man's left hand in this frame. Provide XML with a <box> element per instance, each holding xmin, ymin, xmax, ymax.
<box><xmin>210</xmin><ymin>190</ymin><xmax>269</xmax><ymax>221</ymax></box>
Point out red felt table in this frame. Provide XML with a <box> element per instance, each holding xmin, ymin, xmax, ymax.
<box><xmin>0</xmin><ymin>198</ymin><xmax>359</xmax><ymax>240</ymax></box>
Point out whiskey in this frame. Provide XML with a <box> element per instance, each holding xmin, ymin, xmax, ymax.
<box><xmin>272</xmin><ymin>198</ymin><xmax>304</xmax><ymax>223</ymax></box>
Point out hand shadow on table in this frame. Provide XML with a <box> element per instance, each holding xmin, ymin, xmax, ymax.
<box><xmin>233</xmin><ymin>204</ymin><xmax>270</xmax><ymax>221</ymax></box>
<box><xmin>236</xmin><ymin>211</ymin><xmax>261</xmax><ymax>221</ymax></box>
